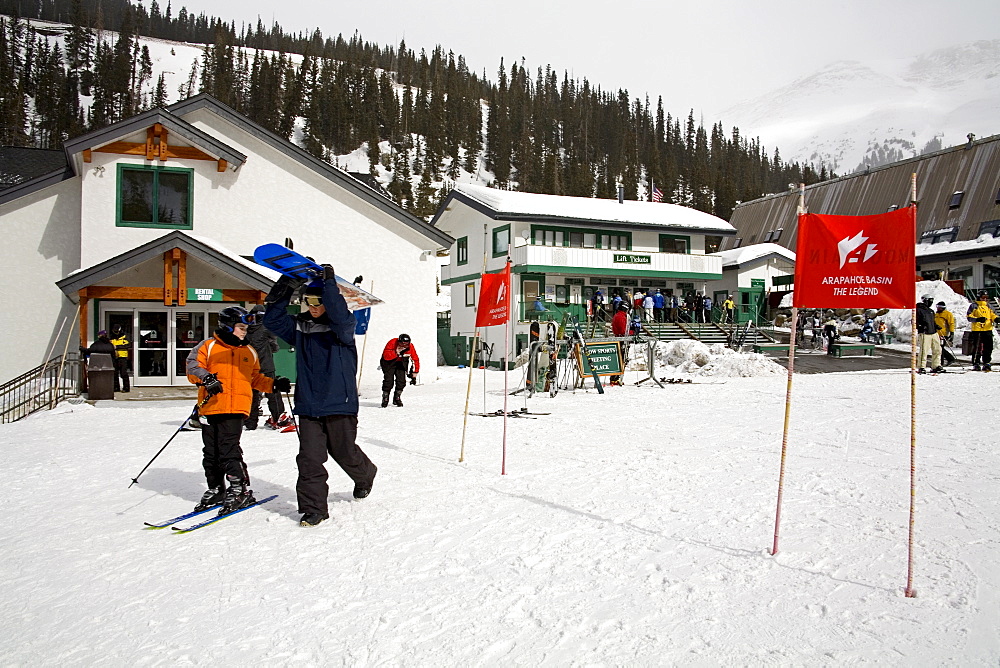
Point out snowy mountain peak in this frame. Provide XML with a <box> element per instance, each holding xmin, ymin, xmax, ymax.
<box><xmin>719</xmin><ymin>39</ymin><xmax>999</xmax><ymax>173</ymax></box>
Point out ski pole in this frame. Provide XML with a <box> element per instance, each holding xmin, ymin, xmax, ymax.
<box><xmin>128</xmin><ymin>397</ymin><xmax>209</xmax><ymax>488</ymax></box>
<box><xmin>283</xmin><ymin>392</ymin><xmax>299</xmax><ymax>431</ymax></box>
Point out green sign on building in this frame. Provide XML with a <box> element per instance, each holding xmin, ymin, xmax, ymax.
<box><xmin>187</xmin><ymin>288</ymin><xmax>223</xmax><ymax>301</ymax></box>
<box><xmin>613</xmin><ymin>253</ymin><xmax>651</xmax><ymax>265</ymax></box>
<box><xmin>577</xmin><ymin>341</ymin><xmax>624</xmax><ymax>377</ymax></box>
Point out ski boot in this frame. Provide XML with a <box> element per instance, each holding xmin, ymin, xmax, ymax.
<box><xmin>392</xmin><ymin>392</ymin><xmax>403</xmax><ymax>407</ymax></box>
<box><xmin>984</xmin><ymin>364</ymin><xmax>992</xmax><ymax>372</ymax></box>
<box><xmin>353</xmin><ymin>465</ymin><xmax>377</xmax><ymax>499</ymax></box>
<box><xmin>973</xmin><ymin>364</ymin><xmax>982</xmax><ymax>371</ymax></box>
<box><xmin>917</xmin><ymin>368</ymin><xmax>927</xmax><ymax>374</ymax></box>
<box><xmin>218</xmin><ymin>475</ymin><xmax>255</xmax><ymax>515</ymax></box>
<box><xmin>300</xmin><ymin>512</ymin><xmax>329</xmax><ymax>527</ymax></box>
<box><xmin>381</xmin><ymin>392</ymin><xmax>390</xmax><ymax>408</ymax></box>
<box><xmin>931</xmin><ymin>366</ymin><xmax>945</xmax><ymax>374</ymax></box>
<box><xmin>194</xmin><ymin>487</ymin><xmax>224</xmax><ymax>512</ymax></box>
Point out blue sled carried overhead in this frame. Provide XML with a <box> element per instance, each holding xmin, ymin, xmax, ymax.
<box><xmin>253</xmin><ymin>243</ymin><xmax>384</xmax><ymax>312</ymax></box>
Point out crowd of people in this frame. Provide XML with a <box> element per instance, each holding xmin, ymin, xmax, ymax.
<box><xmin>590</xmin><ymin>289</ymin><xmax>736</xmax><ymax>325</ymax></box>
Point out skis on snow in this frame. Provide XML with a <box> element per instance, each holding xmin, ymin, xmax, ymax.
<box><xmin>143</xmin><ymin>495</ymin><xmax>277</xmax><ymax>533</ymax></box>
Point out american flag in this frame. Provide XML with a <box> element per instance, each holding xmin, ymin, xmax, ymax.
<box><xmin>651</xmin><ymin>185</ymin><xmax>664</xmax><ymax>203</ymax></box>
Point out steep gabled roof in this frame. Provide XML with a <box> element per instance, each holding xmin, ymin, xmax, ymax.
<box><xmin>62</xmin><ymin>106</ymin><xmax>248</xmax><ymax>171</ymax></box>
<box><xmin>56</xmin><ymin>230</ymin><xmax>277</xmax><ymax>297</ymax></box>
<box><xmin>433</xmin><ymin>183</ymin><xmax>736</xmax><ymax>235</ymax></box>
<box><xmin>715</xmin><ymin>242</ymin><xmax>796</xmax><ymax>268</ymax></box>
<box><xmin>168</xmin><ymin>94</ymin><xmax>453</xmax><ymax>248</ymax></box>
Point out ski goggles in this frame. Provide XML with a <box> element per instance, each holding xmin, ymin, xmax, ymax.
<box><xmin>302</xmin><ymin>294</ymin><xmax>324</xmax><ymax>307</ymax></box>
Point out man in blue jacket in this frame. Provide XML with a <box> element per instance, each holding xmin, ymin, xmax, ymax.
<box><xmin>263</xmin><ymin>265</ymin><xmax>378</xmax><ymax>527</ymax></box>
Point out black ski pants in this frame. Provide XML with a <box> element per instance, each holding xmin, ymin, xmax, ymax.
<box><xmin>296</xmin><ymin>415</ymin><xmax>376</xmax><ymax>514</ymax></box>
<box><xmin>248</xmin><ymin>389</ymin><xmax>285</xmax><ymax>424</ymax></box>
<box><xmin>113</xmin><ymin>356</ymin><xmax>130</xmax><ymax>392</ymax></box>
<box><xmin>201</xmin><ymin>414</ymin><xmax>250</xmax><ymax>489</ymax></box>
<box><xmin>381</xmin><ymin>359</ymin><xmax>409</xmax><ymax>396</ymax></box>
<box><xmin>971</xmin><ymin>331</ymin><xmax>994</xmax><ymax>366</ymax></box>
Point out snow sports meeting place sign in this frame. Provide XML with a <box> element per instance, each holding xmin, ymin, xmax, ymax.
<box><xmin>793</xmin><ymin>207</ymin><xmax>916</xmax><ymax>309</ymax></box>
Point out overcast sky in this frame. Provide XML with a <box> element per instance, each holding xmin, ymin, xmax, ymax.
<box><xmin>169</xmin><ymin>0</ymin><xmax>1000</xmax><ymax>120</ymax></box>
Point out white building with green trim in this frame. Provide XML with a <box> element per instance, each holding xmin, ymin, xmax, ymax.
<box><xmin>432</xmin><ymin>184</ymin><xmax>736</xmax><ymax>363</ymax></box>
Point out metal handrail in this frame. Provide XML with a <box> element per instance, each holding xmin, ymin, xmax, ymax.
<box><xmin>0</xmin><ymin>354</ymin><xmax>82</xmax><ymax>424</ymax></box>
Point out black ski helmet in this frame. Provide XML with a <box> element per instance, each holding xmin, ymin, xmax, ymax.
<box><xmin>218</xmin><ymin>306</ymin><xmax>251</xmax><ymax>331</ymax></box>
<box><xmin>398</xmin><ymin>333</ymin><xmax>411</xmax><ymax>343</ymax></box>
<box><xmin>249</xmin><ymin>304</ymin><xmax>265</xmax><ymax>322</ymax></box>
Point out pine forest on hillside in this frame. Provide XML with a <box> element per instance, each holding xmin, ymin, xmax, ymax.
<box><xmin>1</xmin><ymin>0</ymin><xmax>836</xmax><ymax>221</ymax></box>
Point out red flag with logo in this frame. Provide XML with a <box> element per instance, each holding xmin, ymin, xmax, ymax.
<box><xmin>793</xmin><ymin>207</ymin><xmax>916</xmax><ymax>309</ymax></box>
<box><xmin>476</xmin><ymin>263</ymin><xmax>511</xmax><ymax>327</ymax></box>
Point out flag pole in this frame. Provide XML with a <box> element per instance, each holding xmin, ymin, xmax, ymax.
<box><xmin>459</xmin><ymin>225</ymin><xmax>489</xmax><ymax>462</ymax></box>
<box><xmin>502</xmin><ymin>257</ymin><xmax>511</xmax><ymax>475</ymax></box>
<box><xmin>771</xmin><ymin>182</ymin><xmax>806</xmax><ymax>555</ymax></box>
<box><xmin>905</xmin><ymin>172</ymin><xmax>919</xmax><ymax>598</ymax></box>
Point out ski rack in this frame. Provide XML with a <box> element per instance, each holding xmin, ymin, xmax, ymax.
<box><xmin>633</xmin><ymin>338</ymin><xmax>665</xmax><ymax>388</ymax></box>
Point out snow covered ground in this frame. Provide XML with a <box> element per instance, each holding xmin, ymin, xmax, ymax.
<box><xmin>1</xmin><ymin>356</ymin><xmax>998</xmax><ymax>664</ymax></box>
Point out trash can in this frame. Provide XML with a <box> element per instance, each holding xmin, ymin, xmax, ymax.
<box><xmin>87</xmin><ymin>353</ymin><xmax>116</xmax><ymax>400</ymax></box>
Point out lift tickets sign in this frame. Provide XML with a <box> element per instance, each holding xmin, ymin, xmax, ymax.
<box><xmin>793</xmin><ymin>208</ymin><xmax>916</xmax><ymax>309</ymax></box>
<box><xmin>576</xmin><ymin>341</ymin><xmax>624</xmax><ymax>377</ymax></box>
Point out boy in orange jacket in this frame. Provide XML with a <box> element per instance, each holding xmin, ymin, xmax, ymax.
<box><xmin>186</xmin><ymin>306</ymin><xmax>290</xmax><ymax>514</ymax></box>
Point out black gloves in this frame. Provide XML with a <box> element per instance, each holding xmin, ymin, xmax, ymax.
<box><xmin>202</xmin><ymin>373</ymin><xmax>223</xmax><ymax>396</ymax></box>
<box><xmin>320</xmin><ymin>263</ymin><xmax>336</xmax><ymax>281</ymax></box>
<box><xmin>273</xmin><ymin>376</ymin><xmax>291</xmax><ymax>393</ymax></box>
<box><xmin>264</xmin><ymin>274</ymin><xmax>306</xmax><ymax>305</ymax></box>
<box><xmin>408</xmin><ymin>372</ymin><xmax>417</xmax><ymax>386</ymax></box>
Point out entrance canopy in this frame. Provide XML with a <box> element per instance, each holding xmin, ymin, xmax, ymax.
<box><xmin>57</xmin><ymin>230</ymin><xmax>278</xmax><ymax>349</ymax></box>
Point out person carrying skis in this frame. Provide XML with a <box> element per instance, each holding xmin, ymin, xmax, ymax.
<box><xmin>934</xmin><ymin>301</ymin><xmax>956</xmax><ymax>367</ymax></box>
<box><xmin>967</xmin><ymin>291</ymin><xmax>998</xmax><ymax>371</ymax></box>
<box><xmin>380</xmin><ymin>334</ymin><xmax>420</xmax><ymax>407</ymax></box>
<box><xmin>186</xmin><ymin>306</ymin><xmax>290</xmax><ymax>515</ymax></box>
<box><xmin>263</xmin><ymin>267</ymin><xmax>378</xmax><ymax>527</ymax></box>
<box><xmin>244</xmin><ymin>304</ymin><xmax>293</xmax><ymax>431</ymax></box>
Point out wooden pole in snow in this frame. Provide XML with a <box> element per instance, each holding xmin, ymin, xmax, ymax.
<box><xmin>905</xmin><ymin>173</ymin><xmax>919</xmax><ymax>598</ymax></box>
<box><xmin>771</xmin><ymin>183</ymin><xmax>806</xmax><ymax>555</ymax></box>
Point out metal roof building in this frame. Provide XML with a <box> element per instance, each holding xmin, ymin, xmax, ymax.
<box><xmin>727</xmin><ymin>133</ymin><xmax>1000</xmax><ymax>290</ymax></box>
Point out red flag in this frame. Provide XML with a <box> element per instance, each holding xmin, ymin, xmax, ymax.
<box><xmin>793</xmin><ymin>208</ymin><xmax>916</xmax><ymax>309</ymax></box>
<box><xmin>476</xmin><ymin>263</ymin><xmax>511</xmax><ymax>327</ymax></box>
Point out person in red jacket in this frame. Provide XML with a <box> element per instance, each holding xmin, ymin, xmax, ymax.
<box><xmin>380</xmin><ymin>334</ymin><xmax>420</xmax><ymax>407</ymax></box>
<box><xmin>609</xmin><ymin>304</ymin><xmax>629</xmax><ymax>386</ymax></box>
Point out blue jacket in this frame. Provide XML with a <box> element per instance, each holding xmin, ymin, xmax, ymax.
<box><xmin>653</xmin><ymin>293</ymin><xmax>665</xmax><ymax>309</ymax></box>
<box><xmin>263</xmin><ymin>278</ymin><xmax>359</xmax><ymax>417</ymax></box>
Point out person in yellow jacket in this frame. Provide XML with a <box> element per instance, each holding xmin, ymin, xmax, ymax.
<box><xmin>934</xmin><ymin>301</ymin><xmax>956</xmax><ymax>366</ymax></box>
<box><xmin>109</xmin><ymin>324</ymin><xmax>130</xmax><ymax>392</ymax></box>
<box><xmin>722</xmin><ymin>295</ymin><xmax>736</xmax><ymax>324</ymax></box>
<box><xmin>185</xmin><ymin>306</ymin><xmax>291</xmax><ymax>514</ymax></box>
<box><xmin>967</xmin><ymin>291</ymin><xmax>998</xmax><ymax>371</ymax></box>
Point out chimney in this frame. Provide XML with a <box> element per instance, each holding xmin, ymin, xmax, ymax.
<box><xmin>618</xmin><ymin>185</ymin><xmax>624</xmax><ymax>203</ymax></box>
<box><xmin>966</xmin><ymin>133</ymin><xmax>976</xmax><ymax>148</ymax></box>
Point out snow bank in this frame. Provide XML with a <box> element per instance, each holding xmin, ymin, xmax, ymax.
<box><xmin>641</xmin><ymin>339</ymin><xmax>785</xmax><ymax>377</ymax></box>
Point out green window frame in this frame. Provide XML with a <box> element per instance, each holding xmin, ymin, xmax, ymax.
<box><xmin>465</xmin><ymin>282</ymin><xmax>476</xmax><ymax>307</ymax></box>
<box><xmin>530</xmin><ymin>225</ymin><xmax>631</xmax><ymax>250</ymax></box>
<box><xmin>659</xmin><ymin>234</ymin><xmax>690</xmax><ymax>254</ymax></box>
<box><xmin>116</xmin><ymin>164</ymin><xmax>193</xmax><ymax>229</ymax></box>
<box><xmin>457</xmin><ymin>236</ymin><xmax>469</xmax><ymax>266</ymax></box>
<box><xmin>492</xmin><ymin>224</ymin><xmax>511</xmax><ymax>258</ymax></box>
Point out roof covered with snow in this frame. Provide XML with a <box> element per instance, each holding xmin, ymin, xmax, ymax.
<box><xmin>714</xmin><ymin>242</ymin><xmax>796</xmax><ymax>268</ymax></box>
<box><xmin>916</xmin><ymin>233</ymin><xmax>1000</xmax><ymax>259</ymax></box>
<box><xmin>444</xmin><ymin>183</ymin><xmax>736</xmax><ymax>233</ymax></box>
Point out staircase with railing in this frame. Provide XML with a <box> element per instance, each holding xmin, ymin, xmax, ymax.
<box><xmin>1</xmin><ymin>354</ymin><xmax>82</xmax><ymax>424</ymax></box>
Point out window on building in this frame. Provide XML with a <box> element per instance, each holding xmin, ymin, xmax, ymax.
<box><xmin>732</xmin><ymin>238</ymin><xmax>743</xmax><ymax>249</ymax></box>
<box><xmin>492</xmin><ymin>225</ymin><xmax>510</xmax><ymax>257</ymax></box>
<box><xmin>583</xmin><ymin>233</ymin><xmax>596</xmax><ymax>248</ymax></box>
<box><xmin>705</xmin><ymin>236</ymin><xmax>723</xmax><ymax>253</ymax></box>
<box><xmin>948</xmin><ymin>191</ymin><xmax>964</xmax><ymax>209</ymax></box>
<box><xmin>457</xmin><ymin>237</ymin><xmax>468</xmax><ymax>265</ymax></box>
<box><xmin>117</xmin><ymin>165</ymin><xmax>193</xmax><ymax>229</ymax></box>
<box><xmin>771</xmin><ymin>228</ymin><xmax>783</xmax><ymax>242</ymax></box>
<box><xmin>465</xmin><ymin>282</ymin><xmax>476</xmax><ymax>307</ymax></box>
<box><xmin>568</xmin><ymin>231</ymin><xmax>585</xmax><ymax>248</ymax></box>
<box><xmin>920</xmin><ymin>227</ymin><xmax>959</xmax><ymax>244</ymax></box>
<box><xmin>978</xmin><ymin>220</ymin><xmax>1000</xmax><ymax>238</ymax></box>
<box><xmin>659</xmin><ymin>234</ymin><xmax>689</xmax><ymax>254</ymax></box>
<box><xmin>996</xmin><ymin>188</ymin><xmax>1000</xmax><ymax>205</ymax></box>
<box><xmin>887</xmin><ymin>204</ymin><xmax>899</xmax><ymax>212</ymax></box>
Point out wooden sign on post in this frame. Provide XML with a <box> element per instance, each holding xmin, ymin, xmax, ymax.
<box><xmin>575</xmin><ymin>340</ymin><xmax>624</xmax><ymax>377</ymax></box>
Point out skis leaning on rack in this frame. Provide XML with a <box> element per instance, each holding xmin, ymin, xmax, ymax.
<box><xmin>143</xmin><ymin>495</ymin><xmax>277</xmax><ymax>533</ymax></box>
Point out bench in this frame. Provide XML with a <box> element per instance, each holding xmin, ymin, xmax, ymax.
<box><xmin>753</xmin><ymin>343</ymin><xmax>788</xmax><ymax>355</ymax></box>
<box><xmin>831</xmin><ymin>342</ymin><xmax>875</xmax><ymax>357</ymax></box>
